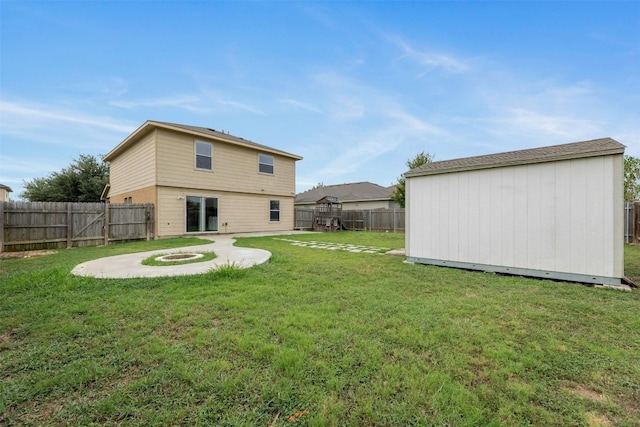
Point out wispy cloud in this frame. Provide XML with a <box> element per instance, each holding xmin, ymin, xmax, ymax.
<box><xmin>297</xmin><ymin>4</ymin><xmax>337</xmax><ymax>29</ymax></box>
<box><xmin>109</xmin><ymin>91</ymin><xmax>266</xmax><ymax>116</ymax></box>
<box><xmin>390</xmin><ymin>35</ymin><xmax>469</xmax><ymax>74</ymax></box>
<box><xmin>218</xmin><ymin>99</ymin><xmax>265</xmax><ymax>115</ymax></box>
<box><xmin>0</xmin><ymin>154</ymin><xmax>69</xmax><ymax>182</ymax></box>
<box><xmin>313</xmin><ymin>108</ymin><xmax>445</xmax><ymax>179</ymax></box>
<box><xmin>487</xmin><ymin>108</ymin><xmax>604</xmax><ymax>142</ymax></box>
<box><xmin>312</xmin><ymin>72</ymin><xmax>367</xmax><ymax>121</ymax></box>
<box><xmin>297</xmin><ymin>71</ymin><xmax>447</xmax><ymax>186</ymax></box>
<box><xmin>58</xmin><ymin>76</ymin><xmax>129</xmax><ymax>99</ymax></box>
<box><xmin>0</xmin><ymin>99</ymin><xmax>137</xmax><ymax>160</ymax></box>
<box><xmin>0</xmin><ymin>155</ymin><xmax>76</xmax><ymax>197</ymax></box>
<box><xmin>469</xmin><ymin>78</ymin><xmax>613</xmax><ymax>149</ymax></box>
<box><xmin>0</xmin><ymin>100</ymin><xmax>134</xmax><ymax>133</ymax></box>
<box><xmin>280</xmin><ymin>98</ymin><xmax>322</xmax><ymax>113</ymax></box>
<box><xmin>330</xmin><ymin>96</ymin><xmax>365</xmax><ymax>121</ymax></box>
<box><xmin>109</xmin><ymin>95</ymin><xmax>208</xmax><ymax>113</ymax></box>
<box><xmin>0</xmin><ymin>100</ymin><xmax>138</xmax><ymax>197</ymax></box>
<box><xmin>298</xmin><ymin>55</ymin><xmax>626</xmax><ymax>191</ymax></box>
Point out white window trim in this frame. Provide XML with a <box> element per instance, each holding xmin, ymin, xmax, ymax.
<box><xmin>269</xmin><ymin>199</ymin><xmax>280</xmax><ymax>222</ymax></box>
<box><xmin>195</xmin><ymin>140</ymin><xmax>213</xmax><ymax>171</ymax></box>
<box><xmin>258</xmin><ymin>153</ymin><xmax>274</xmax><ymax>175</ymax></box>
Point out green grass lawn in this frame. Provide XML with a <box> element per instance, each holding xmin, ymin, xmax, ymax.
<box><xmin>1</xmin><ymin>233</ymin><xmax>639</xmax><ymax>426</ymax></box>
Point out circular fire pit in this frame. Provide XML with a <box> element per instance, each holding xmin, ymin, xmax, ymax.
<box><xmin>155</xmin><ymin>253</ymin><xmax>204</xmax><ymax>262</ymax></box>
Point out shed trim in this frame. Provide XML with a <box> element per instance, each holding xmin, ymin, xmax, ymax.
<box><xmin>407</xmin><ymin>257</ymin><xmax>624</xmax><ymax>288</ymax></box>
<box><xmin>405</xmin><ymin>137</ymin><xmax>625</xmax><ymax>178</ymax></box>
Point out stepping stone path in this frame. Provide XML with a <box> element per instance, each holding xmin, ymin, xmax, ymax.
<box><xmin>274</xmin><ymin>238</ymin><xmax>391</xmax><ymax>254</ymax></box>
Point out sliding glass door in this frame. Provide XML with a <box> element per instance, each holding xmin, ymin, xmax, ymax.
<box><xmin>186</xmin><ymin>196</ymin><xmax>218</xmax><ymax>233</ymax></box>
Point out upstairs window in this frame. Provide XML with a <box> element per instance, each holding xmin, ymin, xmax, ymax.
<box><xmin>259</xmin><ymin>154</ymin><xmax>274</xmax><ymax>174</ymax></box>
<box><xmin>195</xmin><ymin>141</ymin><xmax>213</xmax><ymax>170</ymax></box>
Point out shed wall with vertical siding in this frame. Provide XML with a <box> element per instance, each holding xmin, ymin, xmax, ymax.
<box><xmin>405</xmin><ymin>138</ymin><xmax>624</xmax><ymax>286</ymax></box>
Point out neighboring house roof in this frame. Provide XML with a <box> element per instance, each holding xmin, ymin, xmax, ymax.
<box><xmin>104</xmin><ymin>120</ymin><xmax>303</xmax><ymax>162</ymax></box>
<box><xmin>295</xmin><ymin>181</ymin><xmax>393</xmax><ymax>204</ymax></box>
<box><xmin>0</xmin><ymin>184</ymin><xmax>13</xmax><ymax>192</ymax></box>
<box><xmin>405</xmin><ymin>137</ymin><xmax>625</xmax><ymax>178</ymax></box>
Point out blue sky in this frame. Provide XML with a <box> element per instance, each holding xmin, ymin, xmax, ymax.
<box><xmin>1</xmin><ymin>1</ymin><xmax>639</xmax><ymax>198</ymax></box>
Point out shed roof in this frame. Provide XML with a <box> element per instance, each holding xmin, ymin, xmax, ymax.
<box><xmin>405</xmin><ymin>137</ymin><xmax>625</xmax><ymax>178</ymax></box>
<box><xmin>104</xmin><ymin>120</ymin><xmax>303</xmax><ymax>162</ymax></box>
<box><xmin>295</xmin><ymin>181</ymin><xmax>393</xmax><ymax>204</ymax></box>
<box><xmin>0</xmin><ymin>184</ymin><xmax>13</xmax><ymax>192</ymax></box>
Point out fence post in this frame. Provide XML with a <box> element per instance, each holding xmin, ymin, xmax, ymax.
<box><xmin>634</xmin><ymin>202</ymin><xmax>640</xmax><ymax>244</ymax></box>
<box><xmin>103</xmin><ymin>203</ymin><xmax>110</xmax><ymax>246</ymax></box>
<box><xmin>0</xmin><ymin>201</ymin><xmax>4</xmax><ymax>253</ymax></box>
<box><xmin>145</xmin><ymin>205</ymin><xmax>151</xmax><ymax>241</ymax></box>
<box><xmin>393</xmin><ymin>208</ymin><xmax>396</xmax><ymax>233</ymax></box>
<box><xmin>631</xmin><ymin>202</ymin><xmax>640</xmax><ymax>244</ymax></box>
<box><xmin>66</xmin><ymin>203</ymin><xmax>73</xmax><ymax>248</ymax></box>
<box><xmin>624</xmin><ymin>202</ymin><xmax>629</xmax><ymax>243</ymax></box>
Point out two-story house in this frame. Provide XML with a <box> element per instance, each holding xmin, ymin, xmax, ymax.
<box><xmin>103</xmin><ymin>121</ymin><xmax>303</xmax><ymax>237</ymax></box>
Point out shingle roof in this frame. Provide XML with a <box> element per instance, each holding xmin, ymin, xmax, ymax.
<box><xmin>156</xmin><ymin>122</ymin><xmax>302</xmax><ymax>159</ymax></box>
<box><xmin>295</xmin><ymin>181</ymin><xmax>393</xmax><ymax>204</ymax></box>
<box><xmin>405</xmin><ymin>137</ymin><xmax>625</xmax><ymax>178</ymax></box>
<box><xmin>0</xmin><ymin>184</ymin><xmax>13</xmax><ymax>192</ymax></box>
<box><xmin>104</xmin><ymin>120</ymin><xmax>303</xmax><ymax>161</ymax></box>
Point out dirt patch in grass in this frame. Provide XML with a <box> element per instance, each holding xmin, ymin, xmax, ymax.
<box><xmin>565</xmin><ymin>387</ymin><xmax>617</xmax><ymax>427</ymax></box>
<box><xmin>568</xmin><ymin>386</ymin><xmax>608</xmax><ymax>402</ymax></box>
<box><xmin>585</xmin><ymin>411</ymin><xmax>612</xmax><ymax>427</ymax></box>
<box><xmin>0</xmin><ymin>327</ymin><xmax>24</xmax><ymax>347</ymax></box>
<box><xmin>0</xmin><ymin>250</ymin><xmax>57</xmax><ymax>259</ymax></box>
<box><xmin>0</xmin><ymin>330</ymin><xmax>11</xmax><ymax>346</ymax></box>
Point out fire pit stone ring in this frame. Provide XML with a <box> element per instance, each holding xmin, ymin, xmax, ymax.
<box><xmin>155</xmin><ymin>253</ymin><xmax>204</xmax><ymax>262</ymax></box>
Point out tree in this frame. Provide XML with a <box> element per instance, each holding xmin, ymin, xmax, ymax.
<box><xmin>310</xmin><ymin>182</ymin><xmax>325</xmax><ymax>190</ymax></box>
<box><xmin>625</xmin><ymin>155</ymin><xmax>640</xmax><ymax>201</ymax></box>
<box><xmin>21</xmin><ymin>154</ymin><xmax>109</xmax><ymax>202</ymax></box>
<box><xmin>391</xmin><ymin>151</ymin><xmax>434</xmax><ymax>208</ymax></box>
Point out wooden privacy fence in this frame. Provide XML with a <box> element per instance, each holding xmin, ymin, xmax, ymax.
<box><xmin>295</xmin><ymin>208</ymin><xmax>405</xmax><ymax>232</ymax></box>
<box><xmin>294</xmin><ymin>208</ymin><xmax>314</xmax><ymax>230</ymax></box>
<box><xmin>0</xmin><ymin>201</ymin><xmax>155</xmax><ymax>252</ymax></box>
<box><xmin>625</xmin><ymin>201</ymin><xmax>640</xmax><ymax>244</ymax></box>
<box><xmin>297</xmin><ymin>203</ymin><xmax>636</xmax><ymax>239</ymax></box>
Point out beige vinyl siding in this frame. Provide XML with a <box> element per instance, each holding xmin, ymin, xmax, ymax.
<box><xmin>155</xmin><ymin>129</ymin><xmax>296</xmax><ymax>197</ymax></box>
<box><xmin>406</xmin><ymin>154</ymin><xmax>623</xmax><ymax>282</ymax></box>
<box><xmin>108</xmin><ymin>130</ymin><xmax>157</xmax><ymax>195</ymax></box>
<box><xmin>157</xmin><ymin>186</ymin><xmax>294</xmax><ymax>237</ymax></box>
<box><xmin>106</xmin><ymin>124</ymin><xmax>299</xmax><ymax>237</ymax></box>
<box><xmin>156</xmin><ymin>187</ymin><xmax>186</xmax><ymax>237</ymax></box>
<box><xmin>219</xmin><ymin>194</ymin><xmax>294</xmax><ymax>234</ymax></box>
<box><xmin>108</xmin><ymin>185</ymin><xmax>157</xmax><ymax>205</ymax></box>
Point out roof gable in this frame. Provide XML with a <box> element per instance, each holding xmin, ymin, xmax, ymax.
<box><xmin>405</xmin><ymin>137</ymin><xmax>625</xmax><ymax>178</ymax></box>
<box><xmin>104</xmin><ymin>120</ymin><xmax>303</xmax><ymax>162</ymax></box>
<box><xmin>295</xmin><ymin>181</ymin><xmax>393</xmax><ymax>204</ymax></box>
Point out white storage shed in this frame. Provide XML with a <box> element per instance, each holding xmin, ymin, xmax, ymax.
<box><xmin>405</xmin><ymin>138</ymin><xmax>625</xmax><ymax>286</ymax></box>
